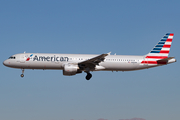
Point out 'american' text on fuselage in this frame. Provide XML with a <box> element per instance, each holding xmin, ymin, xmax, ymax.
<box><xmin>33</xmin><ymin>55</ymin><xmax>69</xmax><ymax>62</ymax></box>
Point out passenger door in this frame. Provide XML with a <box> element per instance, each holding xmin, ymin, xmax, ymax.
<box><xmin>20</xmin><ymin>54</ymin><xmax>26</xmax><ymax>63</ymax></box>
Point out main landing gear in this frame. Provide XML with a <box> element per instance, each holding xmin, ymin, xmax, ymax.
<box><xmin>86</xmin><ymin>72</ymin><xmax>92</xmax><ymax>80</ymax></box>
<box><xmin>20</xmin><ymin>69</ymin><xmax>24</xmax><ymax>78</ymax></box>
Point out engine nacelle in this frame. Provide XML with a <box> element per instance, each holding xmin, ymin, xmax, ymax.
<box><xmin>63</xmin><ymin>64</ymin><xmax>78</xmax><ymax>76</ymax></box>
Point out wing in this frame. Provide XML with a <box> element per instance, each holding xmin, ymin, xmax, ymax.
<box><xmin>78</xmin><ymin>52</ymin><xmax>110</xmax><ymax>71</ymax></box>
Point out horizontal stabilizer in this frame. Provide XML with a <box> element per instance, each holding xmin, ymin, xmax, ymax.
<box><xmin>157</xmin><ymin>57</ymin><xmax>175</xmax><ymax>64</ymax></box>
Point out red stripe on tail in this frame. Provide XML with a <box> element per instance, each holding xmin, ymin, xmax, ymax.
<box><xmin>141</xmin><ymin>61</ymin><xmax>167</xmax><ymax>64</ymax></box>
<box><xmin>145</xmin><ymin>56</ymin><xmax>168</xmax><ymax>59</ymax></box>
<box><xmin>160</xmin><ymin>50</ymin><xmax>169</xmax><ymax>53</ymax></box>
<box><xmin>163</xmin><ymin>45</ymin><xmax>171</xmax><ymax>48</ymax></box>
<box><xmin>166</xmin><ymin>39</ymin><xmax>172</xmax><ymax>42</ymax></box>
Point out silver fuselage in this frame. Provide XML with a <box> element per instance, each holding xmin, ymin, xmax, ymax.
<box><xmin>3</xmin><ymin>53</ymin><xmax>175</xmax><ymax>71</ymax></box>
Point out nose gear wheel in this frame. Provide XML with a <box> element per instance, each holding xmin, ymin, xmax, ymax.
<box><xmin>21</xmin><ymin>69</ymin><xmax>24</xmax><ymax>78</ymax></box>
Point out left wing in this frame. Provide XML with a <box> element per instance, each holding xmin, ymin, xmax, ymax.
<box><xmin>78</xmin><ymin>52</ymin><xmax>110</xmax><ymax>71</ymax></box>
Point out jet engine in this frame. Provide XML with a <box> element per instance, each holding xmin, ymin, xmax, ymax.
<box><xmin>63</xmin><ymin>64</ymin><xmax>81</xmax><ymax>76</ymax></box>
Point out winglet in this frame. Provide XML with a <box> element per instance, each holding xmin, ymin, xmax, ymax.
<box><xmin>107</xmin><ymin>52</ymin><xmax>111</xmax><ymax>55</ymax></box>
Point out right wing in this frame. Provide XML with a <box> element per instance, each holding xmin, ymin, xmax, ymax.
<box><xmin>78</xmin><ymin>52</ymin><xmax>110</xmax><ymax>71</ymax></box>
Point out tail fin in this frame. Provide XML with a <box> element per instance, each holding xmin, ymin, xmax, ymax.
<box><xmin>141</xmin><ymin>33</ymin><xmax>174</xmax><ymax>65</ymax></box>
<box><xmin>145</xmin><ymin>33</ymin><xmax>174</xmax><ymax>59</ymax></box>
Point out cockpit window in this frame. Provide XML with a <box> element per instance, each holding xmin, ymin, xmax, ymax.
<box><xmin>8</xmin><ymin>56</ymin><xmax>16</xmax><ymax>59</ymax></box>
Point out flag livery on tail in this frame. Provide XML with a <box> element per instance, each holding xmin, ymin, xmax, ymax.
<box><xmin>142</xmin><ymin>33</ymin><xmax>174</xmax><ymax>64</ymax></box>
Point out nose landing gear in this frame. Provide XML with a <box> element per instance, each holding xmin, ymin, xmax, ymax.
<box><xmin>20</xmin><ymin>74</ymin><xmax>24</xmax><ymax>77</ymax></box>
<box><xmin>21</xmin><ymin>69</ymin><xmax>24</xmax><ymax>78</ymax></box>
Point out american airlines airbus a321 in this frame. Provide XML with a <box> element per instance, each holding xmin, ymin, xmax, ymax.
<box><xmin>3</xmin><ymin>33</ymin><xmax>176</xmax><ymax>80</ymax></box>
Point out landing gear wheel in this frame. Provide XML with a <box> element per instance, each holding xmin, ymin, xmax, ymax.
<box><xmin>86</xmin><ymin>73</ymin><xmax>92</xmax><ymax>80</ymax></box>
<box><xmin>21</xmin><ymin>74</ymin><xmax>24</xmax><ymax>78</ymax></box>
<box><xmin>21</xmin><ymin>69</ymin><xmax>24</xmax><ymax>78</ymax></box>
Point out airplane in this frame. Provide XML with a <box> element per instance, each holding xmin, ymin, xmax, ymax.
<box><xmin>3</xmin><ymin>33</ymin><xmax>176</xmax><ymax>80</ymax></box>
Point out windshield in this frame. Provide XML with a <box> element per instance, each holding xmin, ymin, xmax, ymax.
<box><xmin>8</xmin><ymin>56</ymin><xmax>16</xmax><ymax>59</ymax></box>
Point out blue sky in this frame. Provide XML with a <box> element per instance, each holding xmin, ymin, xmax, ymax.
<box><xmin>0</xmin><ymin>1</ymin><xmax>180</xmax><ymax>120</ymax></box>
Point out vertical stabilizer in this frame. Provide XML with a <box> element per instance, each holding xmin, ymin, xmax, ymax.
<box><xmin>142</xmin><ymin>33</ymin><xmax>174</xmax><ymax>64</ymax></box>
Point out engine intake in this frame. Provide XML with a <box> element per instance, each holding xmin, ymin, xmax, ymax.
<box><xmin>63</xmin><ymin>64</ymin><xmax>81</xmax><ymax>76</ymax></box>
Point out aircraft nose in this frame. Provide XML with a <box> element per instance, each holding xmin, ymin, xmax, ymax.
<box><xmin>3</xmin><ymin>60</ymin><xmax>9</xmax><ymax>66</ymax></box>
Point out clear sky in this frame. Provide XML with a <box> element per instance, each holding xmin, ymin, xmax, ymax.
<box><xmin>0</xmin><ymin>1</ymin><xmax>180</xmax><ymax>120</ymax></box>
